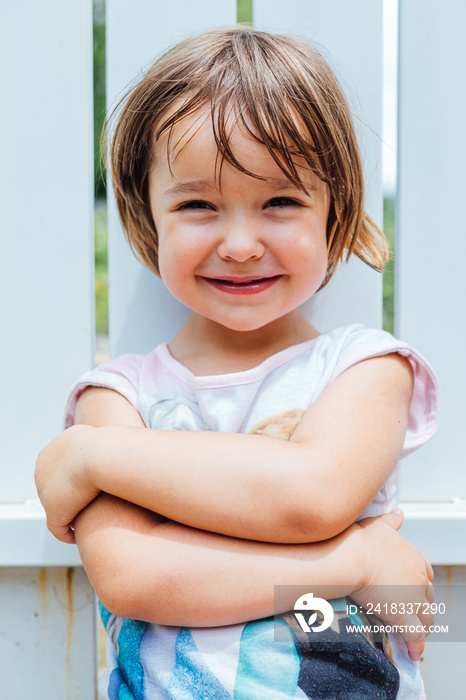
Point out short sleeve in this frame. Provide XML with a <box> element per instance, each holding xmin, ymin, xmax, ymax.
<box><xmin>331</xmin><ymin>326</ymin><xmax>439</xmax><ymax>458</ymax></box>
<box><xmin>64</xmin><ymin>353</ymin><xmax>143</xmax><ymax>428</ymax></box>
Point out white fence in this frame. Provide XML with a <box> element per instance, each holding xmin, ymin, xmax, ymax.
<box><xmin>1</xmin><ymin>0</ymin><xmax>465</xmax><ymax>697</ymax></box>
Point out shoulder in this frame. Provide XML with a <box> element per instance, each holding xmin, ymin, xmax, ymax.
<box><xmin>314</xmin><ymin>323</ymin><xmax>405</xmax><ymax>361</ymax></box>
<box><xmin>316</xmin><ymin>324</ymin><xmax>440</xmax><ymax>457</ymax></box>
<box><xmin>312</xmin><ymin>323</ymin><xmax>436</xmax><ymax>381</ymax></box>
<box><xmin>64</xmin><ymin>346</ymin><xmax>166</xmax><ymax>428</ymax></box>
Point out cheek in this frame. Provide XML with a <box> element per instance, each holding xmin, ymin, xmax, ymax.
<box><xmin>291</xmin><ymin>230</ymin><xmax>328</xmax><ymax>268</ymax></box>
<box><xmin>291</xmin><ymin>235</ymin><xmax>329</xmax><ymax>294</ymax></box>
<box><xmin>157</xmin><ymin>229</ymin><xmax>202</xmax><ymax>294</ymax></box>
<box><xmin>304</xmin><ymin>254</ymin><xmax>328</xmax><ymax>292</ymax></box>
<box><xmin>157</xmin><ymin>234</ymin><xmax>182</xmax><ymax>290</ymax></box>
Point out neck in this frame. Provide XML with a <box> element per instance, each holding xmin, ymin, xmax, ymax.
<box><xmin>168</xmin><ymin>310</ymin><xmax>319</xmax><ymax>375</ymax></box>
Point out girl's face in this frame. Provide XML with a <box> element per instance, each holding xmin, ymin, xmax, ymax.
<box><xmin>148</xmin><ymin>108</ymin><xmax>330</xmax><ymax>335</ymax></box>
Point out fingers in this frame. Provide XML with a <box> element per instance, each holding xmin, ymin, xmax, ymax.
<box><xmin>358</xmin><ymin>508</ymin><xmax>405</xmax><ymax>532</ymax></box>
<box><xmin>418</xmin><ymin>583</ymin><xmax>435</xmax><ymax>638</ymax></box>
<box><xmin>426</xmin><ymin>560</ymin><xmax>434</xmax><ymax>584</ymax></box>
<box><xmin>406</xmin><ymin>640</ymin><xmax>425</xmax><ymax>662</ymax></box>
<box><xmin>386</xmin><ymin>508</ymin><xmax>404</xmax><ymax>530</ymax></box>
<box><xmin>396</xmin><ymin>611</ymin><xmax>427</xmax><ymax>659</ymax></box>
<box><xmin>372</xmin><ymin>508</ymin><xmax>404</xmax><ymax>531</ymax></box>
<box><xmin>47</xmin><ymin>520</ymin><xmax>76</xmax><ymax>545</ymax></box>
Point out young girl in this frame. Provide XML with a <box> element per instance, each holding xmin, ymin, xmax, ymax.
<box><xmin>36</xmin><ymin>27</ymin><xmax>439</xmax><ymax>700</ymax></box>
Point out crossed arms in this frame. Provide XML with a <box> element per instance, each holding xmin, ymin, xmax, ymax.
<box><xmin>35</xmin><ymin>353</ymin><xmax>434</xmax><ymax>659</ymax></box>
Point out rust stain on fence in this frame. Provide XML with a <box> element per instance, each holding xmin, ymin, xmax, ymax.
<box><xmin>66</xmin><ymin>567</ymin><xmax>74</xmax><ymax>667</ymax></box>
<box><xmin>65</xmin><ymin>567</ymin><xmax>75</xmax><ymax>699</ymax></box>
<box><xmin>38</xmin><ymin>567</ymin><xmax>48</xmax><ymax>615</ymax></box>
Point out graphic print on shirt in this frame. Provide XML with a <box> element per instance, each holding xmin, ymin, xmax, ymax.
<box><xmin>249</xmin><ymin>408</ymin><xmax>305</xmax><ymax>440</ymax></box>
<box><xmin>99</xmin><ymin>602</ymin><xmax>147</xmax><ymax>700</ymax></box>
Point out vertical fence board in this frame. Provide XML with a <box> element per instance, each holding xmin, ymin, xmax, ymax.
<box><xmin>254</xmin><ymin>0</ymin><xmax>384</xmax><ymax>331</ymax></box>
<box><xmin>0</xmin><ymin>0</ymin><xmax>95</xmax><ymax>501</ymax></box>
<box><xmin>0</xmin><ymin>1</ymin><xmax>97</xmax><ymax>696</ymax></box>
<box><xmin>397</xmin><ymin>0</ymin><xmax>466</xmax><ymax>500</ymax></box>
<box><xmin>106</xmin><ymin>0</ymin><xmax>237</xmax><ymax>357</ymax></box>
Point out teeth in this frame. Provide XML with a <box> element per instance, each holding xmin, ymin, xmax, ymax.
<box><xmin>210</xmin><ymin>277</ymin><xmax>273</xmax><ymax>285</ymax></box>
<box><xmin>222</xmin><ymin>279</ymin><xmax>258</xmax><ymax>285</ymax></box>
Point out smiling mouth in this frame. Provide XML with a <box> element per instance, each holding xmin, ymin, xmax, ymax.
<box><xmin>201</xmin><ymin>275</ymin><xmax>282</xmax><ymax>294</ymax></box>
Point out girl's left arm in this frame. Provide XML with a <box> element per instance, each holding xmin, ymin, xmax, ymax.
<box><xmin>36</xmin><ymin>353</ymin><xmax>413</xmax><ymax>544</ymax></box>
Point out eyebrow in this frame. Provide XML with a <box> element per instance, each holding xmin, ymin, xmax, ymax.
<box><xmin>164</xmin><ymin>180</ymin><xmax>216</xmax><ymax>197</ymax></box>
<box><xmin>164</xmin><ymin>177</ymin><xmax>317</xmax><ymax>197</ymax></box>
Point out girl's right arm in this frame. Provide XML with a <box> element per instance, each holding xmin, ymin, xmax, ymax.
<box><xmin>74</xmin><ymin>494</ymin><xmax>432</xmax><ymax>661</ymax></box>
<box><xmin>74</xmin><ymin>491</ymin><xmax>365</xmax><ymax>625</ymax></box>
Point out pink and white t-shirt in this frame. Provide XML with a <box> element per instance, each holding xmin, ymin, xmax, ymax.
<box><xmin>65</xmin><ymin>324</ymin><xmax>439</xmax><ymax>700</ymax></box>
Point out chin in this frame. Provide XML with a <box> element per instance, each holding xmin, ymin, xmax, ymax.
<box><xmin>220</xmin><ymin>320</ymin><xmax>265</xmax><ymax>333</ymax></box>
<box><xmin>216</xmin><ymin>314</ymin><xmax>283</xmax><ymax>334</ymax></box>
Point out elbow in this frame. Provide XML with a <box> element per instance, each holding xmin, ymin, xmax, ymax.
<box><xmin>86</xmin><ymin>554</ymin><xmax>160</xmax><ymax>622</ymax></box>
<box><xmin>92</xmin><ymin>568</ymin><xmax>133</xmax><ymax>620</ymax></box>
<box><xmin>76</xmin><ymin>527</ymin><xmax>151</xmax><ymax>620</ymax></box>
<box><xmin>79</xmin><ymin>538</ymin><xmax>136</xmax><ymax>619</ymax></box>
<box><xmin>98</xmin><ymin>586</ymin><xmax>141</xmax><ymax>622</ymax></box>
<box><xmin>254</xmin><ymin>448</ymin><xmax>351</xmax><ymax>543</ymax></box>
<box><xmin>278</xmin><ymin>509</ymin><xmax>330</xmax><ymax>543</ymax></box>
<box><xmin>81</xmin><ymin>536</ymin><xmax>184</xmax><ymax>624</ymax></box>
<box><xmin>278</xmin><ymin>489</ymin><xmax>351</xmax><ymax>543</ymax></box>
<box><xmin>98</xmin><ymin>570</ymin><xmax>189</xmax><ymax>625</ymax></box>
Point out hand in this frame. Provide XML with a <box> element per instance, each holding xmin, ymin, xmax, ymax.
<box><xmin>35</xmin><ymin>425</ymin><xmax>100</xmax><ymax>544</ymax></box>
<box><xmin>352</xmin><ymin>509</ymin><xmax>434</xmax><ymax>662</ymax></box>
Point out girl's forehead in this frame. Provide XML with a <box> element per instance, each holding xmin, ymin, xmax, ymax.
<box><xmin>151</xmin><ymin>101</ymin><xmax>321</xmax><ymax>191</ymax></box>
<box><xmin>152</xmin><ymin>115</ymin><xmax>274</xmax><ymax>182</ymax></box>
<box><xmin>154</xmin><ymin>102</ymin><xmax>257</xmax><ymax>160</ymax></box>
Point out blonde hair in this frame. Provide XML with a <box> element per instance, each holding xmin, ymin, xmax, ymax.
<box><xmin>107</xmin><ymin>26</ymin><xmax>388</xmax><ymax>288</ymax></box>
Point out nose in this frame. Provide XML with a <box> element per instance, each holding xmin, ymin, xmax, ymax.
<box><xmin>217</xmin><ymin>218</ymin><xmax>265</xmax><ymax>262</ymax></box>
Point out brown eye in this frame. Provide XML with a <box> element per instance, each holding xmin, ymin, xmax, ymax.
<box><xmin>266</xmin><ymin>197</ymin><xmax>301</xmax><ymax>208</ymax></box>
<box><xmin>178</xmin><ymin>200</ymin><xmax>214</xmax><ymax>210</ymax></box>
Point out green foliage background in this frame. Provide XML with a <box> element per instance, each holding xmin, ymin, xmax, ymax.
<box><xmin>237</xmin><ymin>0</ymin><xmax>253</xmax><ymax>23</ymax></box>
<box><xmin>94</xmin><ymin>0</ymin><xmax>106</xmax><ymax>199</ymax></box>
